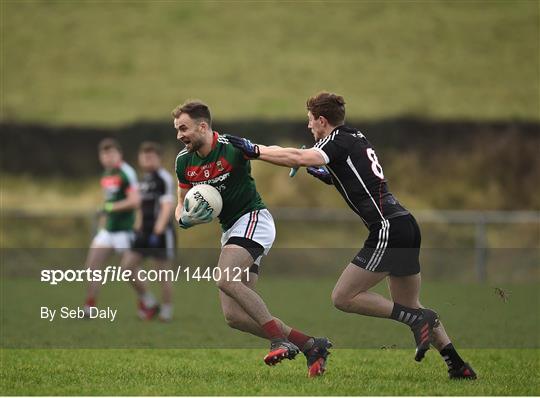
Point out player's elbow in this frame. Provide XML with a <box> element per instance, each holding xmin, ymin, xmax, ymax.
<box><xmin>290</xmin><ymin>150</ymin><xmax>309</xmax><ymax>167</ymax></box>
<box><xmin>295</xmin><ymin>150</ymin><xmax>319</xmax><ymax>167</ymax></box>
<box><xmin>296</xmin><ymin>157</ymin><xmax>310</xmax><ymax>168</ymax></box>
<box><xmin>131</xmin><ymin>196</ymin><xmax>142</xmax><ymax>209</ymax></box>
<box><xmin>127</xmin><ymin>191</ymin><xmax>141</xmax><ymax>209</ymax></box>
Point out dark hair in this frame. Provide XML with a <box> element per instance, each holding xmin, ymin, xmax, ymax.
<box><xmin>306</xmin><ymin>92</ymin><xmax>346</xmax><ymax>126</ymax></box>
<box><xmin>139</xmin><ymin>141</ymin><xmax>162</xmax><ymax>156</ymax></box>
<box><xmin>98</xmin><ymin>137</ymin><xmax>122</xmax><ymax>152</ymax></box>
<box><xmin>171</xmin><ymin>100</ymin><xmax>212</xmax><ymax>126</ymax></box>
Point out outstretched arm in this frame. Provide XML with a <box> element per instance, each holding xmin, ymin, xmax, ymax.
<box><xmin>257</xmin><ymin>145</ymin><xmax>326</xmax><ymax>168</ymax></box>
<box><xmin>225</xmin><ymin>134</ymin><xmax>333</xmax><ymax>184</ymax></box>
<box><xmin>225</xmin><ymin>135</ymin><xmax>326</xmax><ymax>168</ymax></box>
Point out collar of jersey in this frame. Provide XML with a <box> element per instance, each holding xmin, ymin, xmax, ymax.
<box><xmin>195</xmin><ymin>132</ymin><xmax>219</xmax><ymax>159</ymax></box>
<box><xmin>316</xmin><ymin>125</ymin><xmax>345</xmax><ymax>144</ymax></box>
<box><xmin>337</xmin><ymin>124</ymin><xmax>360</xmax><ymax>134</ymax></box>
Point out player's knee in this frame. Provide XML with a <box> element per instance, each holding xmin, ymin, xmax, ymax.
<box><xmin>331</xmin><ymin>289</ymin><xmax>352</xmax><ymax>312</ymax></box>
<box><xmin>223</xmin><ymin>310</ymin><xmax>246</xmax><ymax>331</ymax></box>
<box><xmin>215</xmin><ymin>277</ymin><xmax>228</xmax><ymax>291</ymax></box>
<box><xmin>216</xmin><ymin>278</ymin><xmax>239</xmax><ymax>295</ymax></box>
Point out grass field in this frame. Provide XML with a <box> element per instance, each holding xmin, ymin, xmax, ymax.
<box><xmin>2</xmin><ymin>1</ymin><xmax>538</xmax><ymax>125</ymax></box>
<box><xmin>1</xmin><ymin>348</ymin><xmax>538</xmax><ymax>395</ymax></box>
<box><xmin>1</xmin><ymin>262</ymin><xmax>538</xmax><ymax>395</ymax></box>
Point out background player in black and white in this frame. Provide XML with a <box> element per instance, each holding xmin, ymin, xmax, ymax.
<box><xmin>121</xmin><ymin>142</ymin><xmax>176</xmax><ymax>322</ymax></box>
<box><xmin>227</xmin><ymin>92</ymin><xmax>477</xmax><ymax>380</ymax></box>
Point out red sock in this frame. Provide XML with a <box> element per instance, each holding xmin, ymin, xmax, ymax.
<box><xmin>262</xmin><ymin>320</ymin><xmax>285</xmax><ymax>340</ymax></box>
<box><xmin>288</xmin><ymin>329</ymin><xmax>312</xmax><ymax>350</ymax></box>
<box><xmin>85</xmin><ymin>298</ymin><xmax>96</xmax><ymax>307</ymax></box>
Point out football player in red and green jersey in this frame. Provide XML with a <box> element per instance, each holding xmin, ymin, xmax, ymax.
<box><xmin>172</xmin><ymin>101</ymin><xmax>331</xmax><ymax>377</ymax></box>
<box><xmin>83</xmin><ymin>138</ymin><xmax>141</xmax><ymax>316</ymax></box>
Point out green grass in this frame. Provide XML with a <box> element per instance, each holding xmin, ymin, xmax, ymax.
<box><xmin>2</xmin><ymin>1</ymin><xmax>538</xmax><ymax>125</ymax></box>
<box><xmin>1</xmin><ymin>348</ymin><xmax>538</xmax><ymax>395</ymax></box>
<box><xmin>1</xmin><ymin>275</ymin><xmax>538</xmax><ymax>394</ymax></box>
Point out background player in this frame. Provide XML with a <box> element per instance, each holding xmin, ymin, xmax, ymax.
<box><xmin>121</xmin><ymin>141</ymin><xmax>176</xmax><ymax>321</ymax></box>
<box><xmin>173</xmin><ymin>100</ymin><xmax>332</xmax><ymax>377</ymax></box>
<box><xmin>226</xmin><ymin>92</ymin><xmax>477</xmax><ymax>380</ymax></box>
<box><xmin>84</xmin><ymin>138</ymin><xmax>140</xmax><ymax>315</ymax></box>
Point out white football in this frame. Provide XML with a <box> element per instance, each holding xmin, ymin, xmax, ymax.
<box><xmin>184</xmin><ymin>184</ymin><xmax>223</xmax><ymax>219</ymax></box>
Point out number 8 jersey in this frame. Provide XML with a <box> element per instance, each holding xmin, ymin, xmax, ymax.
<box><xmin>312</xmin><ymin>125</ymin><xmax>409</xmax><ymax>227</ymax></box>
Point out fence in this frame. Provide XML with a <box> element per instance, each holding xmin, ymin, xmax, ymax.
<box><xmin>272</xmin><ymin>208</ymin><xmax>539</xmax><ymax>281</ymax></box>
<box><xmin>2</xmin><ymin>208</ymin><xmax>538</xmax><ymax>281</ymax></box>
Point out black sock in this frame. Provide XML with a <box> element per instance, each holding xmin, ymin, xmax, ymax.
<box><xmin>440</xmin><ymin>343</ymin><xmax>465</xmax><ymax>370</ymax></box>
<box><xmin>390</xmin><ymin>303</ymin><xmax>423</xmax><ymax>326</ymax></box>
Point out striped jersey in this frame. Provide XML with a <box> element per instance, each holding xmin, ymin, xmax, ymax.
<box><xmin>175</xmin><ymin>132</ymin><xmax>266</xmax><ymax>231</ymax></box>
<box><xmin>100</xmin><ymin>162</ymin><xmax>138</xmax><ymax>231</ymax></box>
<box><xmin>312</xmin><ymin>125</ymin><xmax>409</xmax><ymax>226</ymax></box>
<box><xmin>139</xmin><ymin>168</ymin><xmax>175</xmax><ymax>232</ymax></box>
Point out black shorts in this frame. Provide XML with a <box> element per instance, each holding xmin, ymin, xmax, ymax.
<box><xmin>352</xmin><ymin>214</ymin><xmax>421</xmax><ymax>276</ymax></box>
<box><xmin>224</xmin><ymin>237</ymin><xmax>264</xmax><ymax>275</ymax></box>
<box><xmin>132</xmin><ymin>228</ymin><xmax>176</xmax><ymax>260</ymax></box>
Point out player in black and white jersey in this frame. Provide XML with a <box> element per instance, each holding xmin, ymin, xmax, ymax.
<box><xmin>121</xmin><ymin>142</ymin><xmax>176</xmax><ymax>322</ymax></box>
<box><xmin>227</xmin><ymin>92</ymin><xmax>476</xmax><ymax>380</ymax></box>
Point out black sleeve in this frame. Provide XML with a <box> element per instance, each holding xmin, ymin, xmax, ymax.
<box><xmin>157</xmin><ymin>169</ymin><xmax>175</xmax><ymax>203</ymax></box>
<box><xmin>312</xmin><ymin>131</ymin><xmax>350</xmax><ymax>164</ymax></box>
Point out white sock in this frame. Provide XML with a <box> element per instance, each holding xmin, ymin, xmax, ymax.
<box><xmin>160</xmin><ymin>303</ymin><xmax>173</xmax><ymax>319</ymax></box>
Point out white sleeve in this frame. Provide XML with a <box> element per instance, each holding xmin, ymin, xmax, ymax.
<box><xmin>312</xmin><ymin>147</ymin><xmax>330</xmax><ymax>164</ymax></box>
<box><xmin>313</xmin><ymin>130</ymin><xmax>347</xmax><ymax>164</ymax></box>
<box><xmin>120</xmin><ymin>162</ymin><xmax>139</xmax><ymax>191</ymax></box>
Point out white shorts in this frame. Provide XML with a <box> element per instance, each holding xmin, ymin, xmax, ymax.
<box><xmin>220</xmin><ymin>209</ymin><xmax>276</xmax><ymax>265</ymax></box>
<box><xmin>91</xmin><ymin>229</ymin><xmax>134</xmax><ymax>253</ymax></box>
